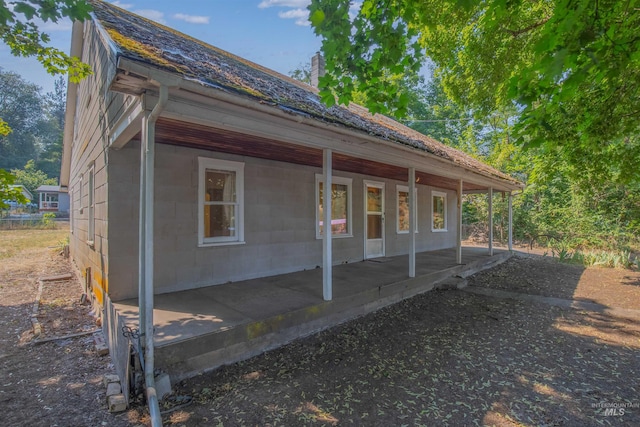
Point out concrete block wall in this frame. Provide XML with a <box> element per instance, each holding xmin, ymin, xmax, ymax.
<box><xmin>108</xmin><ymin>142</ymin><xmax>458</xmax><ymax>301</ymax></box>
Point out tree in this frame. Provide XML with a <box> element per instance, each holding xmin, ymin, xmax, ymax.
<box><xmin>37</xmin><ymin>76</ymin><xmax>66</xmax><ymax>178</ymax></box>
<box><xmin>289</xmin><ymin>61</ymin><xmax>312</xmax><ymax>84</ymax></box>
<box><xmin>0</xmin><ymin>68</ymin><xmax>45</xmax><ymax>170</ymax></box>
<box><xmin>12</xmin><ymin>159</ymin><xmax>56</xmax><ymax>198</ymax></box>
<box><xmin>0</xmin><ymin>169</ymin><xmax>27</xmax><ymax>209</ymax></box>
<box><xmin>0</xmin><ymin>0</ymin><xmax>92</xmax><ymax>81</ymax></box>
<box><xmin>0</xmin><ymin>0</ymin><xmax>92</xmax><ymax>201</ymax></box>
<box><xmin>309</xmin><ymin>0</ymin><xmax>640</xmax><ymax>181</ymax></box>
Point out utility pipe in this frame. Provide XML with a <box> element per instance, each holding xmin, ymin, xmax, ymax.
<box><xmin>139</xmin><ymin>85</ymin><xmax>168</xmax><ymax>427</ymax></box>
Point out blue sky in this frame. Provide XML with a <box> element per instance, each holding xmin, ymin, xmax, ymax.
<box><xmin>0</xmin><ymin>0</ymin><xmax>324</xmax><ymax>94</ymax></box>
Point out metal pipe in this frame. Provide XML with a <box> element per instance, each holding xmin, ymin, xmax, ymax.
<box><xmin>140</xmin><ymin>85</ymin><xmax>168</xmax><ymax>427</ymax></box>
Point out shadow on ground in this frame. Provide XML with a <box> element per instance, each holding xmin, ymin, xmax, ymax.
<box><xmin>149</xmin><ymin>256</ymin><xmax>640</xmax><ymax>426</ymax></box>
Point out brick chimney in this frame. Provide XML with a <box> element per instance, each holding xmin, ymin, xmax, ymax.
<box><xmin>311</xmin><ymin>52</ymin><xmax>325</xmax><ymax>88</ymax></box>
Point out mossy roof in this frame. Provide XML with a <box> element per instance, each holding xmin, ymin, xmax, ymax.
<box><xmin>89</xmin><ymin>0</ymin><xmax>520</xmax><ymax>186</ymax></box>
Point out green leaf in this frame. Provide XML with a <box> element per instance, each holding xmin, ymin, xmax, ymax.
<box><xmin>310</xmin><ymin>9</ymin><xmax>325</xmax><ymax>27</ymax></box>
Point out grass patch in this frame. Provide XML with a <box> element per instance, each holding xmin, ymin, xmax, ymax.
<box><xmin>0</xmin><ymin>228</ymin><xmax>69</xmax><ymax>260</ymax></box>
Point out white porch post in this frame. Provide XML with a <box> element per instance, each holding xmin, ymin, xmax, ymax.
<box><xmin>456</xmin><ymin>179</ymin><xmax>463</xmax><ymax>264</ymax></box>
<box><xmin>488</xmin><ymin>187</ymin><xmax>494</xmax><ymax>256</ymax></box>
<box><xmin>408</xmin><ymin>167</ymin><xmax>416</xmax><ymax>278</ymax></box>
<box><xmin>322</xmin><ymin>148</ymin><xmax>333</xmax><ymax>301</ymax></box>
<box><xmin>508</xmin><ymin>191</ymin><xmax>513</xmax><ymax>252</ymax></box>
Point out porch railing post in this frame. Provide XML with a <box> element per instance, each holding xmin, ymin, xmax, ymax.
<box><xmin>409</xmin><ymin>167</ymin><xmax>416</xmax><ymax>278</ymax></box>
<box><xmin>322</xmin><ymin>148</ymin><xmax>332</xmax><ymax>301</ymax></box>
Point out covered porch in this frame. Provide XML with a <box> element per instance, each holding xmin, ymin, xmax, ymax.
<box><xmin>113</xmin><ymin>246</ymin><xmax>511</xmax><ymax>381</ymax></box>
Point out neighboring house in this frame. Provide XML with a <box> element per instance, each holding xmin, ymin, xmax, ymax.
<box><xmin>61</xmin><ymin>0</ymin><xmax>523</xmax><ymax>395</ymax></box>
<box><xmin>35</xmin><ymin>185</ymin><xmax>70</xmax><ymax>214</ymax></box>
<box><xmin>5</xmin><ymin>185</ymin><xmax>33</xmax><ymax>210</ymax></box>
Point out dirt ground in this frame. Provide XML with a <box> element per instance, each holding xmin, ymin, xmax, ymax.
<box><xmin>2</xmin><ymin>229</ymin><xmax>639</xmax><ymax>426</ymax></box>
<box><xmin>0</xmin><ymin>227</ymin><xmax>133</xmax><ymax>427</ymax></box>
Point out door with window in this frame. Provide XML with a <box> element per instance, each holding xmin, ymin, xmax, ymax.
<box><xmin>364</xmin><ymin>181</ymin><xmax>385</xmax><ymax>259</ymax></box>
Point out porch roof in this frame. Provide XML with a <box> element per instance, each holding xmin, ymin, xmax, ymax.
<box><xmin>87</xmin><ymin>0</ymin><xmax>522</xmax><ymax>192</ymax></box>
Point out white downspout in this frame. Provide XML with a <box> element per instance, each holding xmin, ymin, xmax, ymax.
<box><xmin>139</xmin><ymin>85</ymin><xmax>168</xmax><ymax>427</ymax></box>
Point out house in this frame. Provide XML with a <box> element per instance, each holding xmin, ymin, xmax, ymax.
<box><xmin>61</xmin><ymin>0</ymin><xmax>523</xmax><ymax>410</ymax></box>
<box><xmin>4</xmin><ymin>185</ymin><xmax>33</xmax><ymax>210</ymax></box>
<box><xmin>35</xmin><ymin>185</ymin><xmax>70</xmax><ymax>214</ymax></box>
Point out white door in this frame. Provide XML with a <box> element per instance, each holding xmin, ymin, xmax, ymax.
<box><xmin>365</xmin><ymin>181</ymin><xmax>385</xmax><ymax>259</ymax></box>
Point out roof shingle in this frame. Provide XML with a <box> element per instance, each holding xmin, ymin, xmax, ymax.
<box><xmin>89</xmin><ymin>0</ymin><xmax>520</xmax><ymax>186</ymax></box>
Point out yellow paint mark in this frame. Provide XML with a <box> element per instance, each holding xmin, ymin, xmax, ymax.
<box><xmin>92</xmin><ymin>283</ymin><xmax>104</xmax><ymax>305</ymax></box>
<box><xmin>92</xmin><ymin>271</ymin><xmax>108</xmax><ymax>295</ymax></box>
<box><xmin>247</xmin><ymin>321</ymin><xmax>270</xmax><ymax>340</ymax></box>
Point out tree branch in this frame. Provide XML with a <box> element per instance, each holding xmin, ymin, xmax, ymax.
<box><xmin>505</xmin><ymin>17</ymin><xmax>550</xmax><ymax>37</ymax></box>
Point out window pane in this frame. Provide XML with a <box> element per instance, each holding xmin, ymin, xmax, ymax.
<box><xmin>204</xmin><ymin>205</ymin><xmax>236</xmax><ymax>238</ymax></box>
<box><xmin>318</xmin><ymin>182</ymin><xmax>349</xmax><ymax>235</ymax></box>
<box><xmin>367</xmin><ymin>214</ymin><xmax>382</xmax><ymax>239</ymax></box>
<box><xmin>367</xmin><ymin>187</ymin><xmax>382</xmax><ymax>212</ymax></box>
<box><xmin>205</xmin><ymin>170</ymin><xmax>236</xmax><ymax>202</ymax></box>
<box><xmin>433</xmin><ymin>195</ymin><xmax>445</xmax><ymax>229</ymax></box>
<box><xmin>398</xmin><ymin>191</ymin><xmax>409</xmax><ymax>231</ymax></box>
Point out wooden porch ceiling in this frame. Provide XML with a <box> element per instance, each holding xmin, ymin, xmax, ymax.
<box><xmin>152</xmin><ymin>117</ymin><xmax>487</xmax><ymax>192</ymax></box>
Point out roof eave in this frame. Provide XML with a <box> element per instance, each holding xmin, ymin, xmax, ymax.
<box><xmin>113</xmin><ymin>57</ymin><xmax>523</xmax><ymax>192</ymax></box>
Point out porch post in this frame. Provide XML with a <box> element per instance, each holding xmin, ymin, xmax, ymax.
<box><xmin>409</xmin><ymin>167</ymin><xmax>416</xmax><ymax>278</ymax></box>
<box><xmin>322</xmin><ymin>148</ymin><xmax>333</xmax><ymax>301</ymax></box>
<box><xmin>488</xmin><ymin>187</ymin><xmax>494</xmax><ymax>256</ymax></box>
<box><xmin>508</xmin><ymin>191</ymin><xmax>513</xmax><ymax>251</ymax></box>
<box><xmin>456</xmin><ymin>179</ymin><xmax>463</xmax><ymax>264</ymax></box>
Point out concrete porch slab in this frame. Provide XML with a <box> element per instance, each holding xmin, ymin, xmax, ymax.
<box><xmin>113</xmin><ymin>246</ymin><xmax>511</xmax><ymax>381</ymax></box>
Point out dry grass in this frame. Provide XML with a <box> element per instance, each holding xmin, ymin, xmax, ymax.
<box><xmin>0</xmin><ymin>227</ymin><xmax>68</xmax><ymax>260</ymax></box>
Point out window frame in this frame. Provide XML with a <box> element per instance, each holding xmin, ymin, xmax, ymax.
<box><xmin>198</xmin><ymin>157</ymin><xmax>245</xmax><ymax>247</ymax></box>
<box><xmin>315</xmin><ymin>174</ymin><xmax>353</xmax><ymax>239</ymax></box>
<box><xmin>431</xmin><ymin>190</ymin><xmax>448</xmax><ymax>232</ymax></box>
<box><xmin>396</xmin><ymin>185</ymin><xmax>418</xmax><ymax>234</ymax></box>
<box><xmin>87</xmin><ymin>165</ymin><xmax>95</xmax><ymax>247</ymax></box>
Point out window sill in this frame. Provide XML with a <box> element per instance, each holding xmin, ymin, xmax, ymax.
<box><xmin>431</xmin><ymin>229</ymin><xmax>448</xmax><ymax>233</ymax></box>
<box><xmin>315</xmin><ymin>234</ymin><xmax>353</xmax><ymax>240</ymax></box>
<box><xmin>198</xmin><ymin>240</ymin><xmax>246</xmax><ymax>248</ymax></box>
<box><xmin>397</xmin><ymin>231</ymin><xmax>419</xmax><ymax>234</ymax></box>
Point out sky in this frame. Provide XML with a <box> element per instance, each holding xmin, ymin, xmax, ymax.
<box><xmin>0</xmin><ymin>0</ymin><xmax>324</xmax><ymax>94</ymax></box>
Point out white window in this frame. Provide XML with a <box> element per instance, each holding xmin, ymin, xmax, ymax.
<box><xmin>396</xmin><ymin>185</ymin><xmax>418</xmax><ymax>233</ymax></box>
<box><xmin>315</xmin><ymin>174</ymin><xmax>352</xmax><ymax>238</ymax></box>
<box><xmin>432</xmin><ymin>190</ymin><xmax>447</xmax><ymax>232</ymax></box>
<box><xmin>198</xmin><ymin>157</ymin><xmax>245</xmax><ymax>246</ymax></box>
<box><xmin>87</xmin><ymin>165</ymin><xmax>95</xmax><ymax>246</ymax></box>
<box><xmin>78</xmin><ymin>174</ymin><xmax>84</xmax><ymax>214</ymax></box>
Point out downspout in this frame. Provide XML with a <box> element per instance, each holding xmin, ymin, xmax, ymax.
<box><xmin>140</xmin><ymin>85</ymin><xmax>168</xmax><ymax>427</ymax></box>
